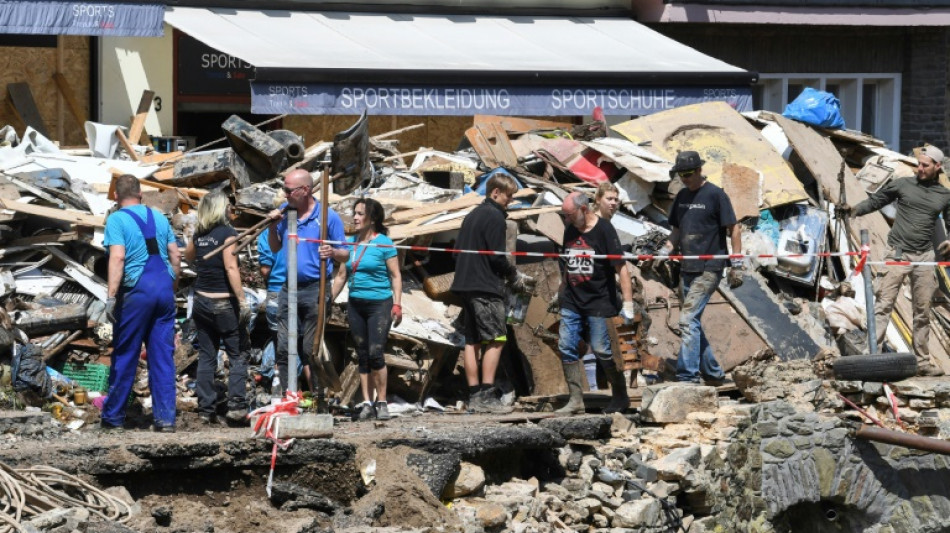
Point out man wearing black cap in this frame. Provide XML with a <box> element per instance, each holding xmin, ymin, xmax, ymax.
<box><xmin>837</xmin><ymin>145</ymin><xmax>950</xmax><ymax>376</ymax></box>
<box><xmin>659</xmin><ymin>151</ymin><xmax>743</xmax><ymax>385</ymax></box>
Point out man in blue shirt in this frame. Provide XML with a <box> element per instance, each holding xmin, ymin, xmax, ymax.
<box><xmin>267</xmin><ymin>169</ymin><xmax>349</xmax><ymax>396</ymax></box>
<box><xmin>257</xmin><ymin>228</ymin><xmax>286</xmax><ymax>381</ymax></box>
<box><xmin>102</xmin><ymin>174</ymin><xmax>180</xmax><ymax>432</ymax></box>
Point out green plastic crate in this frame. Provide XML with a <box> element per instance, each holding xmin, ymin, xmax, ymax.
<box><xmin>62</xmin><ymin>362</ymin><xmax>110</xmax><ymax>392</ymax></box>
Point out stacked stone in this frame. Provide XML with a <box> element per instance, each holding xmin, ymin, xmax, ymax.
<box><xmin>835</xmin><ymin>378</ymin><xmax>950</xmax><ymax>434</ymax></box>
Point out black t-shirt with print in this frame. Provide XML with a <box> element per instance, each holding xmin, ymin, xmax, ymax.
<box><xmin>560</xmin><ymin>217</ymin><xmax>624</xmax><ymax>317</ymax></box>
<box><xmin>669</xmin><ymin>181</ymin><xmax>737</xmax><ymax>273</ymax></box>
<box><xmin>193</xmin><ymin>224</ymin><xmax>238</xmax><ymax>294</ymax></box>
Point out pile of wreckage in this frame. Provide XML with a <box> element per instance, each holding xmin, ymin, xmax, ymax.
<box><xmin>0</xmin><ymin>99</ymin><xmax>947</xmax><ymax>422</ymax></box>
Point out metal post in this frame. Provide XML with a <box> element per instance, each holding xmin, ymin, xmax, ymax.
<box><xmin>861</xmin><ymin>229</ymin><xmax>877</xmax><ymax>353</ymax></box>
<box><xmin>287</xmin><ymin>209</ymin><xmax>298</xmax><ymax>393</ymax></box>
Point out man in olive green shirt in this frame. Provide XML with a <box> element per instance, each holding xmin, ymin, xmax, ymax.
<box><xmin>839</xmin><ymin>145</ymin><xmax>950</xmax><ymax>376</ymax></box>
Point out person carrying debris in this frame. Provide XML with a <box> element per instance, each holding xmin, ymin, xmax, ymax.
<box><xmin>183</xmin><ymin>192</ymin><xmax>251</xmax><ymax>426</ymax></box>
<box><xmin>450</xmin><ymin>173</ymin><xmax>534</xmax><ymax>414</ymax></box>
<box><xmin>102</xmin><ymin>174</ymin><xmax>180</xmax><ymax>432</ymax></box>
<box><xmin>837</xmin><ymin>144</ymin><xmax>950</xmax><ymax>377</ymax></box>
<box><xmin>267</xmin><ymin>169</ymin><xmax>350</xmax><ymax>396</ymax></box>
<box><xmin>660</xmin><ymin>151</ymin><xmax>742</xmax><ymax>386</ymax></box>
<box><xmin>331</xmin><ymin>198</ymin><xmax>402</xmax><ymax>421</ymax></box>
<box><xmin>555</xmin><ymin>192</ymin><xmax>636</xmax><ymax>414</ymax></box>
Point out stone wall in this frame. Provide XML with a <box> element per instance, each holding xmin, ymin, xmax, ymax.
<box><xmin>715</xmin><ymin>401</ymin><xmax>950</xmax><ymax>533</ymax></box>
<box><xmin>900</xmin><ymin>27</ymin><xmax>950</xmax><ymax>153</ymax></box>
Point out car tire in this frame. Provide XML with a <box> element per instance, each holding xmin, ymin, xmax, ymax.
<box><xmin>833</xmin><ymin>352</ymin><xmax>917</xmax><ymax>382</ymax></box>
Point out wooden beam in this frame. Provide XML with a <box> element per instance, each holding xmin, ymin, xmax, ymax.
<box><xmin>128</xmin><ymin>90</ymin><xmax>155</xmax><ymax>145</ymax></box>
<box><xmin>115</xmin><ymin>128</ymin><xmax>139</xmax><ymax>162</ymax></box>
<box><xmin>51</xmin><ymin>73</ymin><xmax>88</xmax><ymax>130</ymax></box>
<box><xmin>0</xmin><ymin>198</ymin><xmax>104</xmax><ymax>227</ymax></box>
<box><xmin>6</xmin><ymin>82</ymin><xmax>48</xmax><ymax>137</ymax></box>
<box><xmin>391</xmin><ymin>188</ymin><xmax>536</xmax><ymax>224</ymax></box>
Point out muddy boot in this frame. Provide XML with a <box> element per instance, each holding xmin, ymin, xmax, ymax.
<box><xmin>556</xmin><ymin>362</ymin><xmax>586</xmax><ymax>415</ymax></box>
<box><xmin>602</xmin><ymin>362</ymin><xmax>630</xmax><ymax>414</ymax></box>
<box><xmin>918</xmin><ymin>358</ymin><xmax>945</xmax><ymax>377</ymax></box>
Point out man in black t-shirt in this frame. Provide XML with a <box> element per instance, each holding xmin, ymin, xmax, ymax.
<box><xmin>661</xmin><ymin>151</ymin><xmax>743</xmax><ymax>385</ymax></box>
<box><xmin>556</xmin><ymin>192</ymin><xmax>636</xmax><ymax>414</ymax></box>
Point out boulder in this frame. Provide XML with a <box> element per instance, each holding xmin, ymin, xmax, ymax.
<box><xmin>641</xmin><ymin>384</ymin><xmax>718</xmax><ymax>423</ymax></box>
<box><xmin>443</xmin><ymin>461</ymin><xmax>485</xmax><ymax>499</ymax></box>
<box><xmin>613</xmin><ymin>498</ymin><xmax>662</xmax><ymax>528</ymax></box>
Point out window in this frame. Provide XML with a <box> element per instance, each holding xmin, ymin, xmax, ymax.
<box><xmin>756</xmin><ymin>74</ymin><xmax>901</xmax><ymax>148</ymax></box>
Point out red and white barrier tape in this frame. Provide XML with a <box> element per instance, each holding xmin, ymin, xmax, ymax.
<box><xmin>249</xmin><ymin>392</ymin><xmax>301</xmax><ymax>497</ymax></box>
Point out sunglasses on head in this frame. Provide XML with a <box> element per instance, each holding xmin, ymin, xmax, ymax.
<box><xmin>677</xmin><ymin>169</ymin><xmax>698</xmax><ymax>178</ymax></box>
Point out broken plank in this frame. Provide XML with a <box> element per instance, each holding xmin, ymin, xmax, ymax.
<box><xmin>474</xmin><ymin>115</ymin><xmax>572</xmax><ymax>135</ymax></box>
<box><xmin>466</xmin><ymin>122</ymin><xmax>519</xmax><ymax>169</ymax></box>
<box><xmin>44</xmin><ymin>246</ymin><xmax>108</xmax><ymax>302</ymax></box>
<box><xmin>6</xmin><ymin>82</ymin><xmax>49</xmax><ymax>137</ymax></box>
<box><xmin>391</xmin><ymin>188</ymin><xmax>536</xmax><ymax>224</ymax></box>
<box><xmin>0</xmin><ymin>198</ymin><xmax>104</xmax><ymax>227</ymax></box>
<box><xmin>7</xmin><ymin>232</ymin><xmax>78</xmax><ymax>247</ymax></box>
<box><xmin>140</xmin><ymin>151</ymin><xmax>183</xmax><ymax>165</ymax></box>
<box><xmin>52</xmin><ymin>73</ymin><xmax>88</xmax><ymax>130</ymax></box>
<box><xmin>128</xmin><ymin>90</ymin><xmax>155</xmax><ymax>145</ymax></box>
<box><xmin>390</xmin><ymin>206</ymin><xmax>559</xmax><ymax>240</ymax></box>
<box><xmin>115</xmin><ymin>128</ymin><xmax>139</xmax><ymax>162</ymax></box>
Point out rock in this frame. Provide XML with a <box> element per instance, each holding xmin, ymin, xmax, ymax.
<box><xmin>891</xmin><ymin>380</ymin><xmax>936</xmax><ymax>398</ymax></box>
<box><xmin>152</xmin><ymin>506</ymin><xmax>173</xmax><ymax>527</ymax></box>
<box><xmin>476</xmin><ymin>503</ymin><xmax>508</xmax><ymax>529</ymax></box>
<box><xmin>613</xmin><ymin>498</ymin><xmax>661</xmax><ymax>528</ymax></box>
<box><xmin>686</xmin><ymin>412</ymin><xmax>718</xmax><ymax>426</ymax></box>
<box><xmin>565</xmin><ymin>450</ymin><xmax>583</xmax><ymax>472</ymax></box>
<box><xmin>25</xmin><ymin>507</ymin><xmax>90</xmax><ymax>530</ymax></box>
<box><xmin>592</xmin><ymin>512</ymin><xmax>609</xmax><ymax>528</ymax></box>
<box><xmin>652</xmin><ymin>445</ymin><xmax>701</xmax><ymax>481</ymax></box>
<box><xmin>561</xmin><ymin>477</ymin><xmax>586</xmax><ymax>492</ymax></box>
<box><xmin>539</xmin><ymin>415</ymin><xmax>612</xmax><ymax>440</ymax></box>
<box><xmin>641</xmin><ymin>384</ymin><xmax>718</xmax><ymax>423</ymax></box>
<box><xmin>407</xmin><ymin>452</ymin><xmax>461</xmax><ymax>498</ymax></box>
<box><xmin>269</xmin><ymin>482</ymin><xmax>338</xmax><ymax>513</ymax></box>
<box><xmin>444</xmin><ymin>461</ymin><xmax>486</xmax><ymax>499</ymax></box>
<box><xmin>591</xmin><ymin>481</ymin><xmax>616</xmax><ymax>495</ymax></box>
<box><xmin>578</xmin><ymin>462</ymin><xmax>595</xmax><ymax>483</ymax></box>
<box><xmin>485</xmin><ymin>480</ymin><xmax>537</xmax><ymax>511</ymax></box>
<box><xmin>542</xmin><ymin>481</ymin><xmax>570</xmax><ymax>500</ymax></box>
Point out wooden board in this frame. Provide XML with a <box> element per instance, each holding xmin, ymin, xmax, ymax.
<box><xmin>391</xmin><ymin>188</ymin><xmax>535</xmax><ymax>224</ymax></box>
<box><xmin>720</xmin><ymin>163</ymin><xmax>762</xmax><ymax>220</ymax></box>
<box><xmin>465</xmin><ymin>122</ymin><xmax>518</xmax><ymax>169</ymax></box>
<box><xmin>390</xmin><ymin>206</ymin><xmax>559</xmax><ymax>240</ymax></box>
<box><xmin>0</xmin><ymin>198</ymin><xmax>104</xmax><ymax>227</ymax></box>
<box><xmin>128</xmin><ymin>90</ymin><xmax>155</xmax><ymax>145</ymax></box>
<box><xmin>6</xmin><ymin>82</ymin><xmax>49</xmax><ymax>137</ymax></box>
<box><xmin>773</xmin><ymin>114</ymin><xmax>950</xmax><ymax>371</ymax></box>
<box><xmin>611</xmin><ymin>101</ymin><xmax>808</xmax><ymax>209</ymax></box>
<box><xmin>474</xmin><ymin>115</ymin><xmax>572</xmax><ymax>135</ymax></box>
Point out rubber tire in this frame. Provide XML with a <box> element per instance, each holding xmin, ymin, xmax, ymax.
<box><xmin>833</xmin><ymin>352</ymin><xmax>917</xmax><ymax>382</ymax></box>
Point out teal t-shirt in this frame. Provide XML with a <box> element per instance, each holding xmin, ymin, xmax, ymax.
<box><xmin>103</xmin><ymin>205</ymin><xmax>176</xmax><ymax>287</ymax></box>
<box><xmin>345</xmin><ymin>234</ymin><xmax>397</xmax><ymax>300</ymax></box>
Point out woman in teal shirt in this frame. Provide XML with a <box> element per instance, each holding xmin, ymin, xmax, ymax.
<box><xmin>332</xmin><ymin>198</ymin><xmax>402</xmax><ymax>420</ymax></box>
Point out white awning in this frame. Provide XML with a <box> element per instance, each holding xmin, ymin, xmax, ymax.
<box><xmin>164</xmin><ymin>7</ymin><xmax>756</xmax><ymax>115</ymax></box>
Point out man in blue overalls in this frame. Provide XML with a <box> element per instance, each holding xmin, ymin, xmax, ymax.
<box><xmin>102</xmin><ymin>175</ymin><xmax>181</xmax><ymax>431</ymax></box>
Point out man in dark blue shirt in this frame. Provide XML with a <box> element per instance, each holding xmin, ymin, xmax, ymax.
<box><xmin>662</xmin><ymin>151</ymin><xmax>743</xmax><ymax>385</ymax></box>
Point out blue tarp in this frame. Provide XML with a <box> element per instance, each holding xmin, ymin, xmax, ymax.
<box><xmin>251</xmin><ymin>83</ymin><xmax>753</xmax><ymax>116</ymax></box>
<box><xmin>0</xmin><ymin>1</ymin><xmax>164</xmax><ymax>37</ymax></box>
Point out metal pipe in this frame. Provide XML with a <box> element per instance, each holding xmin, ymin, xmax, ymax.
<box><xmin>287</xmin><ymin>208</ymin><xmax>298</xmax><ymax>393</ymax></box>
<box><xmin>861</xmin><ymin>229</ymin><xmax>877</xmax><ymax>353</ymax></box>
<box><xmin>855</xmin><ymin>424</ymin><xmax>950</xmax><ymax>456</ymax></box>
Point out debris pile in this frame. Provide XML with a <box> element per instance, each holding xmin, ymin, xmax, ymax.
<box><xmin>0</xmin><ymin>97</ymin><xmax>948</xmax><ymax>428</ymax></box>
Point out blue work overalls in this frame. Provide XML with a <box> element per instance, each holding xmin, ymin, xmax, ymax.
<box><xmin>102</xmin><ymin>208</ymin><xmax>178</xmax><ymax>429</ymax></box>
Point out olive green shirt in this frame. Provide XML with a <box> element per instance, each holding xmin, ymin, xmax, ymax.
<box><xmin>854</xmin><ymin>176</ymin><xmax>950</xmax><ymax>253</ymax></box>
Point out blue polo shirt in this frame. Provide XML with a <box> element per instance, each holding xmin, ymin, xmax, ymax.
<box><xmin>103</xmin><ymin>205</ymin><xmax>176</xmax><ymax>287</ymax></box>
<box><xmin>257</xmin><ymin>228</ymin><xmax>287</xmax><ymax>293</ymax></box>
<box><xmin>275</xmin><ymin>202</ymin><xmax>346</xmax><ymax>284</ymax></box>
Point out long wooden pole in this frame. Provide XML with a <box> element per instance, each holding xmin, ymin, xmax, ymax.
<box><xmin>313</xmin><ymin>168</ymin><xmax>333</xmax><ymax>397</ymax></box>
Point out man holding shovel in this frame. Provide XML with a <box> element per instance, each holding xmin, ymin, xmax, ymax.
<box><xmin>837</xmin><ymin>144</ymin><xmax>950</xmax><ymax>376</ymax></box>
<box><xmin>267</xmin><ymin>169</ymin><xmax>350</xmax><ymax>396</ymax></box>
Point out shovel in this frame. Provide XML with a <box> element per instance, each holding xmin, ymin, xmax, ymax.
<box><xmin>310</xmin><ymin>111</ymin><xmax>370</xmax><ymax>393</ymax></box>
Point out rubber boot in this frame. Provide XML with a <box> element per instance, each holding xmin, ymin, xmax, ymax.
<box><xmin>602</xmin><ymin>361</ymin><xmax>630</xmax><ymax>414</ymax></box>
<box><xmin>556</xmin><ymin>362</ymin><xmax>586</xmax><ymax>415</ymax></box>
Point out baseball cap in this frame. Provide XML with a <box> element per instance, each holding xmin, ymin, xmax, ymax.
<box><xmin>920</xmin><ymin>145</ymin><xmax>945</xmax><ymax>165</ymax></box>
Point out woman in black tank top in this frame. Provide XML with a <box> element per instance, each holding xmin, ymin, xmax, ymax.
<box><xmin>184</xmin><ymin>192</ymin><xmax>250</xmax><ymax>426</ymax></box>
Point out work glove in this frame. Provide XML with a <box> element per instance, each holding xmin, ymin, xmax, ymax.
<box><xmin>508</xmin><ymin>270</ymin><xmax>536</xmax><ymax>295</ymax></box>
<box><xmin>728</xmin><ymin>257</ymin><xmax>745</xmax><ymax>289</ymax></box>
<box><xmin>391</xmin><ymin>304</ymin><xmax>403</xmax><ymax>328</ymax></box>
<box><xmin>547</xmin><ymin>293</ymin><xmax>560</xmax><ymax>314</ymax></box>
<box><xmin>105</xmin><ymin>297</ymin><xmax>117</xmax><ymax>323</ymax></box>
<box><xmin>834</xmin><ymin>203</ymin><xmax>853</xmax><ymax>218</ymax></box>
<box><xmin>620</xmin><ymin>301</ymin><xmax>637</xmax><ymax>326</ymax></box>
<box><xmin>939</xmin><ymin>240</ymin><xmax>950</xmax><ymax>258</ymax></box>
<box><xmin>238</xmin><ymin>301</ymin><xmax>252</xmax><ymax>328</ymax></box>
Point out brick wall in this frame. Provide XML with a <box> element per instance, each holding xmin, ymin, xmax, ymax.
<box><xmin>900</xmin><ymin>27</ymin><xmax>950</xmax><ymax>153</ymax></box>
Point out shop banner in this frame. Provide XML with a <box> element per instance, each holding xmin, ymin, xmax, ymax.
<box><xmin>0</xmin><ymin>1</ymin><xmax>164</xmax><ymax>37</ymax></box>
<box><xmin>251</xmin><ymin>83</ymin><xmax>752</xmax><ymax>116</ymax></box>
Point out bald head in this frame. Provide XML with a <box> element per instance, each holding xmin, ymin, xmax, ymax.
<box><xmin>564</xmin><ymin>192</ymin><xmax>590</xmax><ymax>212</ymax></box>
<box><xmin>283</xmin><ymin>169</ymin><xmax>314</xmax><ymax>209</ymax></box>
<box><xmin>285</xmin><ymin>169</ymin><xmax>313</xmax><ymax>189</ymax></box>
